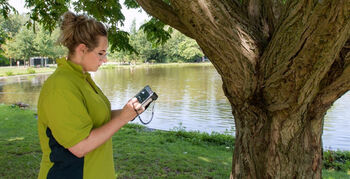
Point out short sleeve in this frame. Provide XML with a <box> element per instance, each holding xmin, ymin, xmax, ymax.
<box><xmin>43</xmin><ymin>89</ymin><xmax>93</xmax><ymax>148</ymax></box>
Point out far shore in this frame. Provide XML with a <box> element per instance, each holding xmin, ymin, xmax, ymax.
<box><xmin>0</xmin><ymin>72</ymin><xmax>53</xmax><ymax>80</ymax></box>
<box><xmin>0</xmin><ymin>62</ymin><xmax>213</xmax><ymax>78</ymax></box>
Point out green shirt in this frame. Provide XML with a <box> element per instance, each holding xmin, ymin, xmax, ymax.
<box><xmin>37</xmin><ymin>58</ymin><xmax>115</xmax><ymax>179</ymax></box>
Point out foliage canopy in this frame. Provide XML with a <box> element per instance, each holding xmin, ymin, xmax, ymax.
<box><xmin>21</xmin><ymin>0</ymin><xmax>170</xmax><ymax>53</ymax></box>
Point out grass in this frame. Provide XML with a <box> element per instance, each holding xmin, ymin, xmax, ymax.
<box><xmin>323</xmin><ymin>150</ymin><xmax>350</xmax><ymax>172</ymax></box>
<box><xmin>0</xmin><ymin>104</ymin><xmax>41</xmax><ymax>178</ymax></box>
<box><xmin>113</xmin><ymin>127</ymin><xmax>232</xmax><ymax>178</ymax></box>
<box><xmin>0</xmin><ymin>104</ymin><xmax>349</xmax><ymax>178</ymax></box>
<box><xmin>0</xmin><ymin>104</ymin><xmax>232</xmax><ymax>178</ymax></box>
<box><xmin>323</xmin><ymin>169</ymin><xmax>350</xmax><ymax>179</ymax></box>
<box><xmin>0</xmin><ymin>66</ymin><xmax>55</xmax><ymax>77</ymax></box>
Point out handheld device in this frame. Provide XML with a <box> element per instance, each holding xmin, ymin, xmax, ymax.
<box><xmin>134</xmin><ymin>85</ymin><xmax>158</xmax><ymax>110</ymax></box>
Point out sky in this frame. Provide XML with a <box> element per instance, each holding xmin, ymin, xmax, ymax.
<box><xmin>8</xmin><ymin>0</ymin><xmax>150</xmax><ymax>32</ymax></box>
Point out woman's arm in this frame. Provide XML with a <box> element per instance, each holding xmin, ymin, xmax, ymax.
<box><xmin>68</xmin><ymin>98</ymin><xmax>144</xmax><ymax>158</ymax></box>
<box><xmin>111</xmin><ymin>109</ymin><xmax>122</xmax><ymax>119</ymax></box>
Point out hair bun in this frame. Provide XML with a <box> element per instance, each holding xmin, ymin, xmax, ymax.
<box><xmin>60</xmin><ymin>11</ymin><xmax>76</xmax><ymax>31</ymax></box>
<box><xmin>58</xmin><ymin>11</ymin><xmax>107</xmax><ymax>56</ymax></box>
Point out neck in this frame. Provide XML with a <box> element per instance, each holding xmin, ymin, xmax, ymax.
<box><xmin>67</xmin><ymin>54</ymin><xmax>86</xmax><ymax>73</ymax></box>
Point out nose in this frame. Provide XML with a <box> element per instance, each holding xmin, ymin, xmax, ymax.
<box><xmin>103</xmin><ymin>57</ymin><xmax>107</xmax><ymax>63</ymax></box>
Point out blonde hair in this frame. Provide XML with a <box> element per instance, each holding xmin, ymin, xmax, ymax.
<box><xmin>58</xmin><ymin>11</ymin><xmax>107</xmax><ymax>57</ymax></box>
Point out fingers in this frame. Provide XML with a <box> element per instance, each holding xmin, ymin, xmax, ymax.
<box><xmin>133</xmin><ymin>103</ymin><xmax>142</xmax><ymax>111</ymax></box>
<box><xmin>122</xmin><ymin>97</ymin><xmax>145</xmax><ymax>121</ymax></box>
<box><xmin>128</xmin><ymin>97</ymin><xmax>144</xmax><ymax>112</ymax></box>
<box><xmin>133</xmin><ymin>101</ymin><xmax>145</xmax><ymax>113</ymax></box>
<box><xmin>129</xmin><ymin>97</ymin><xmax>138</xmax><ymax>103</ymax></box>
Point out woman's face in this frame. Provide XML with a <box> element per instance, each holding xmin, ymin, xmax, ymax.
<box><xmin>81</xmin><ymin>36</ymin><xmax>108</xmax><ymax>72</ymax></box>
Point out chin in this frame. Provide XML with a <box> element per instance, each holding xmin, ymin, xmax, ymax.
<box><xmin>90</xmin><ymin>67</ymin><xmax>99</xmax><ymax>72</ymax></box>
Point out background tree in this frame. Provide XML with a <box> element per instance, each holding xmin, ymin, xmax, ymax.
<box><xmin>3</xmin><ymin>18</ymin><xmax>66</xmax><ymax>63</ymax></box>
<box><xmin>164</xmin><ymin>30</ymin><xmax>204</xmax><ymax>62</ymax></box>
<box><xmin>0</xmin><ymin>13</ymin><xmax>24</xmax><ymax>38</ymax></box>
<box><xmin>14</xmin><ymin>0</ymin><xmax>350</xmax><ymax>178</ymax></box>
<box><xmin>109</xmin><ymin>21</ymin><xmax>203</xmax><ymax>63</ymax></box>
<box><xmin>5</xmin><ymin>27</ymin><xmax>38</xmax><ymax>62</ymax></box>
<box><xmin>0</xmin><ymin>13</ymin><xmax>23</xmax><ymax>65</ymax></box>
<box><xmin>0</xmin><ymin>0</ymin><xmax>17</xmax><ymax>65</ymax></box>
<box><xmin>0</xmin><ymin>27</ymin><xmax>7</xmax><ymax>65</ymax></box>
<box><xmin>34</xmin><ymin>26</ymin><xmax>66</xmax><ymax>60</ymax></box>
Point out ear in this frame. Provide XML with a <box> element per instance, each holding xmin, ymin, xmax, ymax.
<box><xmin>76</xmin><ymin>43</ymin><xmax>87</xmax><ymax>55</ymax></box>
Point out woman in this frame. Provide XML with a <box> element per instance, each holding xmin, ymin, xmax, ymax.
<box><xmin>37</xmin><ymin>11</ymin><xmax>144</xmax><ymax>179</ymax></box>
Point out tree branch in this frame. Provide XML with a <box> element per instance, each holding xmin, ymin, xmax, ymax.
<box><xmin>260</xmin><ymin>0</ymin><xmax>350</xmax><ymax>111</ymax></box>
<box><xmin>135</xmin><ymin>0</ymin><xmax>194</xmax><ymax>38</ymax></box>
<box><xmin>318</xmin><ymin>39</ymin><xmax>350</xmax><ymax>106</ymax></box>
<box><xmin>242</xmin><ymin>0</ymin><xmax>285</xmax><ymax>42</ymax></box>
<box><xmin>262</xmin><ymin>0</ymin><xmax>284</xmax><ymax>35</ymax></box>
<box><xmin>166</xmin><ymin>0</ymin><xmax>263</xmax><ymax>102</ymax></box>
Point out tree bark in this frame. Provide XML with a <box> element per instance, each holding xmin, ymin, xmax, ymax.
<box><xmin>136</xmin><ymin>0</ymin><xmax>350</xmax><ymax>178</ymax></box>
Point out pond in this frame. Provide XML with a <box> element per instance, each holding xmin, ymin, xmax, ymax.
<box><xmin>0</xmin><ymin>64</ymin><xmax>349</xmax><ymax>150</ymax></box>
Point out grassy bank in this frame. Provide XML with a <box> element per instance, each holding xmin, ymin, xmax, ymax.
<box><xmin>0</xmin><ymin>104</ymin><xmax>349</xmax><ymax>178</ymax></box>
<box><xmin>0</xmin><ymin>67</ymin><xmax>55</xmax><ymax>77</ymax></box>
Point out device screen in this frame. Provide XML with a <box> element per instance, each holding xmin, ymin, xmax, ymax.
<box><xmin>136</xmin><ymin>88</ymin><xmax>151</xmax><ymax>104</ymax></box>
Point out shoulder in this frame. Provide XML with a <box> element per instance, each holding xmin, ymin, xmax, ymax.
<box><xmin>40</xmin><ymin>70</ymin><xmax>85</xmax><ymax>102</ymax></box>
<box><xmin>44</xmin><ymin>69</ymin><xmax>81</xmax><ymax>90</ymax></box>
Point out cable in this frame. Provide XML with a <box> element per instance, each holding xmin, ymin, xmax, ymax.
<box><xmin>134</xmin><ymin>103</ymin><xmax>155</xmax><ymax>125</ymax></box>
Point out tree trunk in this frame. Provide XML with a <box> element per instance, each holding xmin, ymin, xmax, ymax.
<box><xmin>223</xmin><ymin>80</ymin><xmax>325</xmax><ymax>178</ymax></box>
<box><xmin>136</xmin><ymin>0</ymin><xmax>350</xmax><ymax>178</ymax></box>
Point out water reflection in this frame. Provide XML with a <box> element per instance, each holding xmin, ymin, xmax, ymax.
<box><xmin>92</xmin><ymin>65</ymin><xmax>235</xmax><ymax>134</ymax></box>
<box><xmin>0</xmin><ymin>65</ymin><xmax>349</xmax><ymax>150</ymax></box>
<box><xmin>0</xmin><ymin>75</ymin><xmax>49</xmax><ymax>108</ymax></box>
<box><xmin>323</xmin><ymin>92</ymin><xmax>350</xmax><ymax>151</ymax></box>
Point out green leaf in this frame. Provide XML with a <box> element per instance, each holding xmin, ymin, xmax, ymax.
<box><xmin>23</xmin><ymin>0</ymin><xmax>175</xmax><ymax>54</ymax></box>
<box><xmin>124</xmin><ymin>0</ymin><xmax>140</xmax><ymax>9</ymax></box>
<box><xmin>108</xmin><ymin>27</ymin><xmax>137</xmax><ymax>54</ymax></box>
<box><xmin>25</xmin><ymin>0</ymin><xmax>70</xmax><ymax>32</ymax></box>
<box><xmin>140</xmin><ymin>18</ymin><xmax>172</xmax><ymax>47</ymax></box>
<box><xmin>72</xmin><ymin>0</ymin><xmax>124</xmax><ymax>26</ymax></box>
<box><xmin>0</xmin><ymin>0</ymin><xmax>17</xmax><ymax>19</ymax></box>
